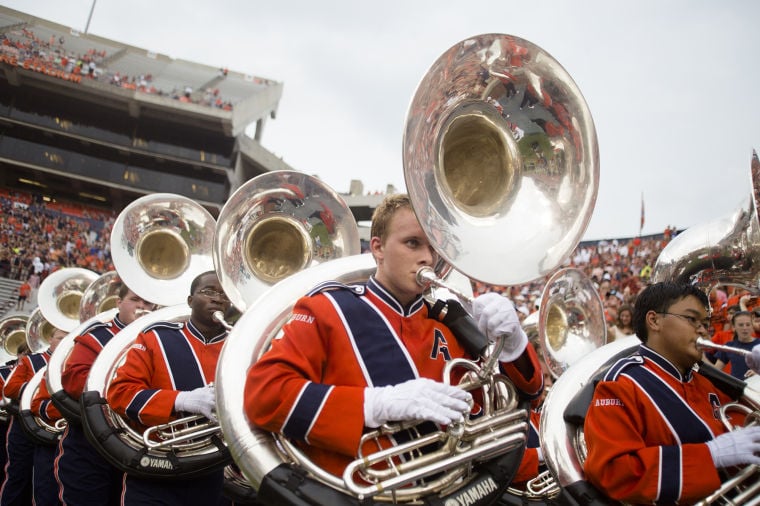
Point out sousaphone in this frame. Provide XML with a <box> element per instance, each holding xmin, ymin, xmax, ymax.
<box><xmin>37</xmin><ymin>267</ymin><xmax>99</xmax><ymax>333</ymax></box>
<box><xmin>46</xmin><ymin>271</ymin><xmax>123</xmax><ymax>424</ymax></box>
<box><xmin>215</xmin><ymin>170</ymin><xmax>362</xmax><ymax>312</ymax></box>
<box><xmin>0</xmin><ymin>314</ymin><xmax>29</xmax><ymax>365</ymax></box>
<box><xmin>218</xmin><ymin>33</ymin><xmax>598</xmax><ymax>505</ymax></box>
<box><xmin>81</xmin><ymin>193</ymin><xmax>215</xmax><ymax>478</ymax></box>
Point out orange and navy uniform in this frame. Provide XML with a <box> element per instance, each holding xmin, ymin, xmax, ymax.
<box><xmin>246</xmin><ymin>277</ymin><xmax>543</xmax><ymax>477</ymax></box>
<box><xmin>61</xmin><ymin>316</ymin><xmax>126</xmax><ymax>399</ymax></box>
<box><xmin>107</xmin><ymin>320</ymin><xmax>225</xmax><ymax>428</ymax></box>
<box><xmin>3</xmin><ymin>352</ymin><xmax>50</xmax><ymax>402</ymax></box>
<box><xmin>584</xmin><ymin>345</ymin><xmax>733</xmax><ymax>505</ymax></box>
<box><xmin>30</xmin><ymin>376</ymin><xmax>60</xmax><ymax>424</ymax></box>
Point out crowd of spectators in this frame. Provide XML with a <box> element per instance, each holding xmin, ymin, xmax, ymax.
<box><xmin>0</xmin><ymin>27</ymin><xmax>234</xmax><ymax>110</ymax></box>
<box><xmin>0</xmin><ymin>189</ymin><xmax>116</xmax><ymax>286</ymax></box>
<box><xmin>0</xmin><ymin>186</ymin><xmax>717</xmax><ymax>349</ymax></box>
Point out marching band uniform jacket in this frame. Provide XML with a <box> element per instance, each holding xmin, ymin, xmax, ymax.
<box><xmin>583</xmin><ymin>345</ymin><xmax>733</xmax><ymax>505</ymax></box>
<box><xmin>3</xmin><ymin>351</ymin><xmax>50</xmax><ymax>401</ymax></box>
<box><xmin>107</xmin><ymin>320</ymin><xmax>225</xmax><ymax>428</ymax></box>
<box><xmin>61</xmin><ymin>316</ymin><xmax>126</xmax><ymax>399</ymax></box>
<box><xmin>246</xmin><ymin>277</ymin><xmax>544</xmax><ymax>477</ymax></box>
<box><xmin>30</xmin><ymin>377</ymin><xmax>60</xmax><ymax>423</ymax></box>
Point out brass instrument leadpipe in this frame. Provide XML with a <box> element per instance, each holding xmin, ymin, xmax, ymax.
<box><xmin>697</xmin><ymin>337</ymin><xmax>752</xmax><ymax>358</ymax></box>
<box><xmin>416</xmin><ymin>266</ymin><xmax>504</xmax><ymax>377</ymax></box>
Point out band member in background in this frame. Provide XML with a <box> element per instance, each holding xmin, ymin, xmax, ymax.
<box><xmin>1</xmin><ymin>327</ymin><xmax>63</xmax><ymax>506</ymax></box>
<box><xmin>27</xmin><ymin>329</ymin><xmax>66</xmax><ymax>506</ymax></box>
<box><xmin>107</xmin><ymin>271</ymin><xmax>230</xmax><ymax>506</ymax></box>
<box><xmin>55</xmin><ymin>284</ymin><xmax>155</xmax><ymax>506</ymax></box>
<box><xmin>0</xmin><ymin>344</ymin><xmax>27</xmax><ymax>498</ymax></box>
<box><xmin>245</xmin><ymin>194</ymin><xmax>543</xmax><ymax>482</ymax></box>
<box><xmin>583</xmin><ymin>281</ymin><xmax>760</xmax><ymax>504</ymax></box>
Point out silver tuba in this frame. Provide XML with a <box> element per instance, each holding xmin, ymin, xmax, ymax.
<box><xmin>0</xmin><ymin>314</ymin><xmax>29</xmax><ymax>365</ymax></box>
<box><xmin>37</xmin><ymin>268</ymin><xmax>99</xmax><ymax>334</ymax></box>
<box><xmin>46</xmin><ymin>271</ymin><xmax>124</xmax><ymax>424</ymax></box>
<box><xmin>0</xmin><ymin>314</ymin><xmax>29</xmax><ymax>420</ymax></box>
<box><xmin>218</xmin><ymin>33</ymin><xmax>598</xmax><ymax>504</ymax></box>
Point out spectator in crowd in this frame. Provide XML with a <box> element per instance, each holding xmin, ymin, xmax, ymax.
<box><xmin>15</xmin><ymin>279</ymin><xmax>30</xmax><ymax>311</ymax></box>
<box><xmin>710</xmin><ymin>310</ymin><xmax>759</xmax><ymax>379</ymax></box>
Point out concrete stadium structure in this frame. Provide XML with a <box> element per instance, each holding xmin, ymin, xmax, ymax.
<box><xmin>0</xmin><ymin>5</ymin><xmax>376</xmax><ymax>219</ymax></box>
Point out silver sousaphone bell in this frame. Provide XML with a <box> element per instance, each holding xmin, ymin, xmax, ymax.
<box><xmin>110</xmin><ymin>193</ymin><xmax>215</xmax><ymax>307</ymax></box>
<box><xmin>214</xmin><ymin>170</ymin><xmax>361</xmax><ymax>312</ymax></box>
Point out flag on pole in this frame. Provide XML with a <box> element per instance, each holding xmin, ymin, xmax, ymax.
<box><xmin>639</xmin><ymin>193</ymin><xmax>645</xmax><ymax>234</ymax></box>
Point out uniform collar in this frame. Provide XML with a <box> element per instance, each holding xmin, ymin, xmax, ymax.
<box><xmin>367</xmin><ymin>276</ymin><xmax>425</xmax><ymax>317</ymax></box>
<box><xmin>639</xmin><ymin>344</ymin><xmax>694</xmax><ymax>382</ymax></box>
<box><xmin>113</xmin><ymin>315</ymin><xmax>126</xmax><ymax>330</ymax></box>
<box><xmin>185</xmin><ymin>319</ymin><xmax>227</xmax><ymax>344</ymax></box>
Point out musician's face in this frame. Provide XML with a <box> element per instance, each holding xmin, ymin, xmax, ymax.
<box><xmin>371</xmin><ymin>208</ymin><xmax>435</xmax><ymax>306</ymax></box>
<box><xmin>117</xmin><ymin>290</ymin><xmax>155</xmax><ymax>325</ymax></box>
<box><xmin>733</xmin><ymin>314</ymin><xmax>754</xmax><ymax>342</ymax></box>
<box><xmin>188</xmin><ymin>273</ymin><xmax>230</xmax><ymax>328</ymax></box>
<box><xmin>48</xmin><ymin>329</ymin><xmax>67</xmax><ymax>354</ymax></box>
<box><xmin>646</xmin><ymin>295</ymin><xmax>709</xmax><ymax>374</ymax></box>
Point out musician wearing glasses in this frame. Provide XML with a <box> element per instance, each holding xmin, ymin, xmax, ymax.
<box><xmin>107</xmin><ymin>271</ymin><xmax>230</xmax><ymax>505</ymax></box>
<box><xmin>55</xmin><ymin>284</ymin><xmax>155</xmax><ymax>506</ymax></box>
<box><xmin>245</xmin><ymin>194</ymin><xmax>544</xmax><ymax>483</ymax></box>
<box><xmin>583</xmin><ymin>281</ymin><xmax>760</xmax><ymax>504</ymax></box>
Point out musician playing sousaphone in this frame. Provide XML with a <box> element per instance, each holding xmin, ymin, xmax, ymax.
<box><xmin>583</xmin><ymin>281</ymin><xmax>760</xmax><ymax>504</ymax></box>
<box><xmin>245</xmin><ymin>194</ymin><xmax>544</xmax><ymax>497</ymax></box>
<box><xmin>107</xmin><ymin>271</ymin><xmax>231</xmax><ymax>505</ymax></box>
<box><xmin>55</xmin><ymin>281</ymin><xmax>155</xmax><ymax>506</ymax></box>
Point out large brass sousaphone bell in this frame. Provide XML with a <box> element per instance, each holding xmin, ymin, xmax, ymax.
<box><xmin>215</xmin><ymin>170</ymin><xmax>361</xmax><ymax>312</ymax></box>
<box><xmin>538</xmin><ymin>268</ymin><xmax>607</xmax><ymax>379</ymax></box>
<box><xmin>0</xmin><ymin>314</ymin><xmax>29</xmax><ymax>364</ymax></box>
<box><xmin>110</xmin><ymin>193</ymin><xmax>215</xmax><ymax>306</ymax></box>
<box><xmin>37</xmin><ymin>268</ymin><xmax>99</xmax><ymax>333</ymax></box>
<box><xmin>404</xmin><ymin>33</ymin><xmax>598</xmax><ymax>285</ymax></box>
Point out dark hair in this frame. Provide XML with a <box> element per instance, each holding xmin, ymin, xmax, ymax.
<box><xmin>732</xmin><ymin>310</ymin><xmax>752</xmax><ymax>328</ymax></box>
<box><xmin>632</xmin><ymin>282</ymin><xmax>708</xmax><ymax>343</ymax></box>
<box><xmin>190</xmin><ymin>271</ymin><xmax>217</xmax><ymax>295</ymax></box>
<box><xmin>117</xmin><ymin>282</ymin><xmax>129</xmax><ymax>299</ymax></box>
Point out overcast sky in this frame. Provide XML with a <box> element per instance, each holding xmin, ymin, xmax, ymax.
<box><xmin>4</xmin><ymin>0</ymin><xmax>760</xmax><ymax>241</ymax></box>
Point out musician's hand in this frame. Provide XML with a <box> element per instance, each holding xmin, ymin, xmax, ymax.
<box><xmin>471</xmin><ymin>292</ymin><xmax>528</xmax><ymax>362</ymax></box>
<box><xmin>745</xmin><ymin>346</ymin><xmax>760</xmax><ymax>375</ymax></box>
<box><xmin>174</xmin><ymin>384</ymin><xmax>216</xmax><ymax>422</ymax></box>
<box><xmin>706</xmin><ymin>426</ymin><xmax>760</xmax><ymax>468</ymax></box>
<box><xmin>363</xmin><ymin>378</ymin><xmax>472</xmax><ymax>428</ymax></box>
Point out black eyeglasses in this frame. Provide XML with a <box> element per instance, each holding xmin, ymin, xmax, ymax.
<box><xmin>658</xmin><ymin>312</ymin><xmax>710</xmax><ymax>330</ymax></box>
<box><xmin>197</xmin><ymin>288</ymin><xmax>229</xmax><ymax>301</ymax></box>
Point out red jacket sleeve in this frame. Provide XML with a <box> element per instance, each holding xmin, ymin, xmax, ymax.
<box><xmin>106</xmin><ymin>332</ymin><xmax>180</xmax><ymax>428</ymax></box>
<box><xmin>500</xmin><ymin>343</ymin><xmax>544</xmax><ymax>401</ymax></box>
<box><xmin>31</xmin><ymin>377</ymin><xmax>61</xmax><ymax>422</ymax></box>
<box><xmin>61</xmin><ymin>335</ymin><xmax>101</xmax><ymax>399</ymax></box>
<box><xmin>245</xmin><ymin>294</ymin><xmax>366</xmax><ymax>462</ymax></box>
<box><xmin>3</xmin><ymin>356</ymin><xmax>33</xmax><ymax>401</ymax></box>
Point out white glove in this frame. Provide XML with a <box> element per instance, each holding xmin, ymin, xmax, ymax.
<box><xmin>745</xmin><ymin>346</ymin><xmax>760</xmax><ymax>374</ymax></box>
<box><xmin>363</xmin><ymin>377</ymin><xmax>472</xmax><ymax>428</ymax></box>
<box><xmin>174</xmin><ymin>384</ymin><xmax>216</xmax><ymax>422</ymax></box>
<box><xmin>471</xmin><ymin>292</ymin><xmax>529</xmax><ymax>362</ymax></box>
<box><xmin>706</xmin><ymin>426</ymin><xmax>760</xmax><ymax>468</ymax></box>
